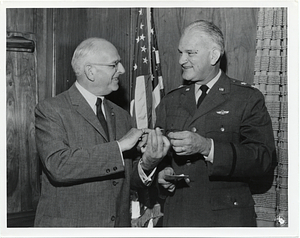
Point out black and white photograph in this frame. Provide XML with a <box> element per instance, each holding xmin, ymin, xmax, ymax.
<box><xmin>1</xmin><ymin>1</ymin><xmax>299</xmax><ymax>237</ymax></box>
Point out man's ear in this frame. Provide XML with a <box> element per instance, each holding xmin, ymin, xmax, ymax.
<box><xmin>210</xmin><ymin>48</ymin><xmax>221</xmax><ymax>66</ymax></box>
<box><xmin>84</xmin><ymin>64</ymin><xmax>95</xmax><ymax>82</ymax></box>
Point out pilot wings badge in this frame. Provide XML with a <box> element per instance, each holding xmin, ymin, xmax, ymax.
<box><xmin>216</xmin><ymin>110</ymin><xmax>229</xmax><ymax>115</ymax></box>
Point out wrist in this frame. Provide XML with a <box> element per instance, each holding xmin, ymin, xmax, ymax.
<box><xmin>201</xmin><ymin>138</ymin><xmax>212</xmax><ymax>156</ymax></box>
<box><xmin>139</xmin><ymin>158</ymin><xmax>152</xmax><ymax>174</ymax></box>
<box><xmin>117</xmin><ymin>140</ymin><xmax>126</xmax><ymax>152</ymax></box>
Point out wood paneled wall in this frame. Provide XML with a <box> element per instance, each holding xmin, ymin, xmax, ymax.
<box><xmin>6</xmin><ymin>8</ymin><xmax>55</xmax><ymax>226</ymax></box>
<box><xmin>6</xmin><ymin>34</ymin><xmax>40</xmax><ymax>214</ymax></box>
<box><xmin>6</xmin><ymin>9</ymin><xmax>40</xmax><ymax>225</ymax></box>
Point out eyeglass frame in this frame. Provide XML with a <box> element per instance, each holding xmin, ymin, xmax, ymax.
<box><xmin>88</xmin><ymin>60</ymin><xmax>121</xmax><ymax>71</ymax></box>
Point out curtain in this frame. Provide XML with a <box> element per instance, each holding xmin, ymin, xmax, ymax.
<box><xmin>252</xmin><ymin>8</ymin><xmax>288</xmax><ymax>227</ymax></box>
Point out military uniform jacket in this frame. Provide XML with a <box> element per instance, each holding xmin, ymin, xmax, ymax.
<box><xmin>155</xmin><ymin>72</ymin><xmax>276</xmax><ymax>227</ymax></box>
<box><xmin>34</xmin><ymin>84</ymin><xmax>144</xmax><ymax>227</ymax></box>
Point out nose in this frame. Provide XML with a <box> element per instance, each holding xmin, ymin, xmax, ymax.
<box><xmin>179</xmin><ymin>53</ymin><xmax>188</xmax><ymax>65</ymax></box>
<box><xmin>117</xmin><ymin>62</ymin><xmax>125</xmax><ymax>74</ymax></box>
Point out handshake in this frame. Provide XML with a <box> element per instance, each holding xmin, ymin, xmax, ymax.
<box><xmin>119</xmin><ymin>127</ymin><xmax>208</xmax><ymax>193</ymax></box>
<box><xmin>118</xmin><ymin>127</ymin><xmax>170</xmax><ymax>171</ymax></box>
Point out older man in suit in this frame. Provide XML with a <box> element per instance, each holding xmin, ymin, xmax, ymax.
<box><xmin>34</xmin><ymin>37</ymin><xmax>170</xmax><ymax>227</ymax></box>
<box><xmin>156</xmin><ymin>20</ymin><xmax>276</xmax><ymax>226</ymax></box>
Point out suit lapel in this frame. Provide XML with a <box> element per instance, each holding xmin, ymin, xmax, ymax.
<box><xmin>68</xmin><ymin>84</ymin><xmax>109</xmax><ymax>142</ymax></box>
<box><xmin>103</xmin><ymin>99</ymin><xmax>116</xmax><ymax>141</ymax></box>
<box><xmin>188</xmin><ymin>72</ymin><xmax>231</xmax><ymax>125</ymax></box>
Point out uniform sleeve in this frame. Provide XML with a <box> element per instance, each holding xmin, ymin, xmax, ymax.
<box><xmin>209</xmin><ymin>89</ymin><xmax>276</xmax><ymax>178</ymax></box>
<box><xmin>35</xmin><ymin>100</ymin><xmax>125</xmax><ymax>185</ymax></box>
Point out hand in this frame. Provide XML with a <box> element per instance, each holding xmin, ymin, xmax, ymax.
<box><xmin>158</xmin><ymin>167</ymin><xmax>176</xmax><ymax>193</ymax></box>
<box><xmin>118</xmin><ymin>128</ymin><xmax>150</xmax><ymax>152</ymax></box>
<box><xmin>167</xmin><ymin>131</ymin><xmax>211</xmax><ymax>156</ymax></box>
<box><xmin>136</xmin><ymin>128</ymin><xmax>150</xmax><ymax>152</ymax></box>
<box><xmin>140</xmin><ymin>127</ymin><xmax>170</xmax><ymax>171</ymax></box>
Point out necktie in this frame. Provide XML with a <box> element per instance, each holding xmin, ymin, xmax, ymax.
<box><xmin>96</xmin><ymin>98</ymin><xmax>109</xmax><ymax>138</ymax></box>
<box><xmin>197</xmin><ymin>85</ymin><xmax>209</xmax><ymax>108</ymax></box>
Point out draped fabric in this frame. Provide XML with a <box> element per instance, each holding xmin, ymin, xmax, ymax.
<box><xmin>130</xmin><ymin>8</ymin><xmax>164</xmax><ymax>130</ymax></box>
<box><xmin>130</xmin><ymin>8</ymin><xmax>165</xmax><ymax>227</ymax></box>
<box><xmin>252</xmin><ymin>8</ymin><xmax>288</xmax><ymax>227</ymax></box>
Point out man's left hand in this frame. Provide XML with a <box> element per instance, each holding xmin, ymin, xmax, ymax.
<box><xmin>140</xmin><ymin>128</ymin><xmax>170</xmax><ymax>171</ymax></box>
<box><xmin>167</xmin><ymin>131</ymin><xmax>211</xmax><ymax>156</ymax></box>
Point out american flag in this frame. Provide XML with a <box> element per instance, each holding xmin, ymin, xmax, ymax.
<box><xmin>130</xmin><ymin>8</ymin><xmax>164</xmax><ymax>130</ymax></box>
<box><xmin>130</xmin><ymin>8</ymin><xmax>164</xmax><ymax>226</ymax></box>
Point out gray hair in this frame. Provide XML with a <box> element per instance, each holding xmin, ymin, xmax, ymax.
<box><xmin>71</xmin><ymin>37</ymin><xmax>106</xmax><ymax>76</ymax></box>
<box><xmin>184</xmin><ymin>20</ymin><xmax>225</xmax><ymax>56</ymax></box>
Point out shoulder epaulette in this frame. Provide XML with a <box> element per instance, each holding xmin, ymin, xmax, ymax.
<box><xmin>231</xmin><ymin>79</ymin><xmax>255</xmax><ymax>88</ymax></box>
<box><xmin>166</xmin><ymin>84</ymin><xmax>187</xmax><ymax>95</ymax></box>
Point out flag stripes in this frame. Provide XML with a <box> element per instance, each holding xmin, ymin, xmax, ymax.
<box><xmin>130</xmin><ymin>8</ymin><xmax>164</xmax><ymax>129</ymax></box>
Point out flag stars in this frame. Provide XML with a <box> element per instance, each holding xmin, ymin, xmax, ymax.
<box><xmin>133</xmin><ymin>63</ymin><xmax>137</xmax><ymax>70</ymax></box>
<box><xmin>152</xmin><ymin>46</ymin><xmax>156</xmax><ymax>52</ymax></box>
<box><xmin>136</xmin><ymin>36</ymin><xmax>140</xmax><ymax>43</ymax></box>
<box><xmin>140</xmin><ymin>23</ymin><xmax>144</xmax><ymax>29</ymax></box>
<box><xmin>139</xmin><ymin>9</ymin><xmax>143</xmax><ymax>15</ymax></box>
<box><xmin>140</xmin><ymin>34</ymin><xmax>146</xmax><ymax>41</ymax></box>
<box><xmin>141</xmin><ymin>45</ymin><xmax>147</xmax><ymax>52</ymax></box>
<box><xmin>143</xmin><ymin>57</ymin><xmax>148</xmax><ymax>64</ymax></box>
<box><xmin>151</xmin><ymin>28</ymin><xmax>154</xmax><ymax>34</ymax></box>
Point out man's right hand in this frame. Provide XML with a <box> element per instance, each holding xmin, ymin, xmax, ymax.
<box><xmin>140</xmin><ymin>127</ymin><xmax>170</xmax><ymax>171</ymax></box>
<box><xmin>158</xmin><ymin>167</ymin><xmax>176</xmax><ymax>193</ymax></box>
<box><xmin>118</xmin><ymin>128</ymin><xmax>149</xmax><ymax>152</ymax></box>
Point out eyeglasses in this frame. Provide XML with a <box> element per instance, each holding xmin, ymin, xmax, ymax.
<box><xmin>89</xmin><ymin>60</ymin><xmax>121</xmax><ymax>70</ymax></box>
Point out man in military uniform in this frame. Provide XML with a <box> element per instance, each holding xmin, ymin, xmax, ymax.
<box><xmin>156</xmin><ymin>20</ymin><xmax>276</xmax><ymax>227</ymax></box>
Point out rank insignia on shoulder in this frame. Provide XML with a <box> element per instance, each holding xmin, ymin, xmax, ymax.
<box><xmin>186</xmin><ymin>88</ymin><xmax>190</xmax><ymax>91</ymax></box>
<box><xmin>216</xmin><ymin>110</ymin><xmax>229</xmax><ymax>115</ymax></box>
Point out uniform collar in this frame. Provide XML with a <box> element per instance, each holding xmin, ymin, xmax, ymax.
<box><xmin>194</xmin><ymin>69</ymin><xmax>221</xmax><ymax>93</ymax></box>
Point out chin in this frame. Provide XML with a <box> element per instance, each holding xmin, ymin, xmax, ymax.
<box><xmin>112</xmin><ymin>85</ymin><xmax>119</xmax><ymax>91</ymax></box>
<box><xmin>182</xmin><ymin>76</ymin><xmax>192</xmax><ymax>82</ymax></box>
<box><xmin>182</xmin><ymin>72</ymin><xmax>193</xmax><ymax>81</ymax></box>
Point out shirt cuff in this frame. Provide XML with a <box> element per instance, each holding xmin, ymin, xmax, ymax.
<box><xmin>116</xmin><ymin>141</ymin><xmax>125</xmax><ymax>166</ymax></box>
<box><xmin>204</xmin><ymin>138</ymin><xmax>214</xmax><ymax>163</ymax></box>
<box><xmin>138</xmin><ymin>159</ymin><xmax>157</xmax><ymax>186</ymax></box>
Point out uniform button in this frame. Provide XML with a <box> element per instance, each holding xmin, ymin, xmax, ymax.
<box><xmin>113</xmin><ymin>166</ymin><xmax>117</xmax><ymax>171</ymax></box>
<box><xmin>113</xmin><ymin>181</ymin><xmax>118</xmax><ymax>186</ymax></box>
<box><xmin>220</xmin><ymin>127</ymin><xmax>225</xmax><ymax>132</ymax></box>
<box><xmin>186</xmin><ymin>160</ymin><xmax>191</xmax><ymax>165</ymax></box>
<box><xmin>106</xmin><ymin>169</ymin><xmax>110</xmax><ymax>173</ymax></box>
<box><xmin>191</xmin><ymin>127</ymin><xmax>197</xmax><ymax>133</ymax></box>
<box><xmin>233</xmin><ymin>201</ymin><xmax>238</xmax><ymax>206</ymax></box>
<box><xmin>111</xmin><ymin>216</ymin><xmax>115</xmax><ymax>221</ymax></box>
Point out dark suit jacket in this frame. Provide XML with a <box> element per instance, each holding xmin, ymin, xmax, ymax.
<box><xmin>34</xmin><ymin>84</ymin><xmax>144</xmax><ymax>227</ymax></box>
<box><xmin>155</xmin><ymin>72</ymin><xmax>276</xmax><ymax>227</ymax></box>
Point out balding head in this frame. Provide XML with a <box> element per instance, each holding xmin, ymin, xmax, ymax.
<box><xmin>71</xmin><ymin>38</ymin><xmax>118</xmax><ymax>77</ymax></box>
